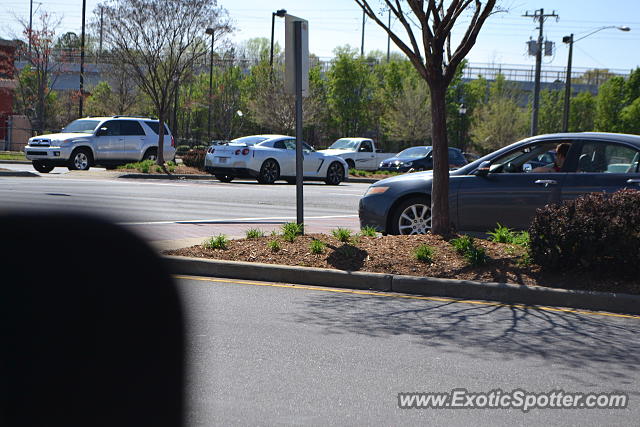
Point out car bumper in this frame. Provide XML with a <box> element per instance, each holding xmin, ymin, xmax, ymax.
<box><xmin>24</xmin><ymin>146</ymin><xmax>72</xmax><ymax>162</ymax></box>
<box><xmin>204</xmin><ymin>166</ymin><xmax>258</xmax><ymax>178</ymax></box>
<box><xmin>378</xmin><ymin>165</ymin><xmax>411</xmax><ymax>173</ymax></box>
<box><xmin>358</xmin><ymin>194</ymin><xmax>391</xmax><ymax>233</ymax></box>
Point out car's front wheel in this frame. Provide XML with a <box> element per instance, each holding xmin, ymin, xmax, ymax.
<box><xmin>32</xmin><ymin>161</ymin><xmax>54</xmax><ymax>173</ymax></box>
<box><xmin>257</xmin><ymin>159</ymin><xmax>280</xmax><ymax>184</ymax></box>
<box><xmin>215</xmin><ymin>174</ymin><xmax>233</xmax><ymax>183</ymax></box>
<box><xmin>325</xmin><ymin>162</ymin><xmax>344</xmax><ymax>185</ymax></box>
<box><xmin>390</xmin><ymin>197</ymin><xmax>431</xmax><ymax>235</ymax></box>
<box><xmin>68</xmin><ymin>148</ymin><xmax>92</xmax><ymax>171</ymax></box>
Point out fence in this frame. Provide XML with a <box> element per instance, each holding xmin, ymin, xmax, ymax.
<box><xmin>0</xmin><ymin>115</ymin><xmax>31</xmax><ymax>152</ymax></box>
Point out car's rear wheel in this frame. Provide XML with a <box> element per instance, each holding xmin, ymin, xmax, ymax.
<box><xmin>390</xmin><ymin>197</ymin><xmax>431</xmax><ymax>235</ymax></box>
<box><xmin>143</xmin><ymin>148</ymin><xmax>158</xmax><ymax>161</ymax></box>
<box><xmin>215</xmin><ymin>174</ymin><xmax>234</xmax><ymax>183</ymax></box>
<box><xmin>325</xmin><ymin>162</ymin><xmax>344</xmax><ymax>185</ymax></box>
<box><xmin>68</xmin><ymin>148</ymin><xmax>92</xmax><ymax>171</ymax></box>
<box><xmin>32</xmin><ymin>161</ymin><xmax>54</xmax><ymax>173</ymax></box>
<box><xmin>257</xmin><ymin>159</ymin><xmax>280</xmax><ymax>184</ymax></box>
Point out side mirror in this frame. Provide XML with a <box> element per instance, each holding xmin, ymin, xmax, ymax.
<box><xmin>376</xmin><ymin>148</ymin><xmax>383</xmax><ymax>153</ymax></box>
<box><xmin>523</xmin><ymin>163</ymin><xmax>533</xmax><ymax>173</ymax></box>
<box><xmin>475</xmin><ymin>160</ymin><xmax>492</xmax><ymax>177</ymax></box>
<box><xmin>95</xmin><ymin>128</ymin><xmax>108</xmax><ymax>137</ymax></box>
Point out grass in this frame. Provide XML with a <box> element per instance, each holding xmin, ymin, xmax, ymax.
<box><xmin>450</xmin><ymin>235</ymin><xmax>487</xmax><ymax>267</ymax></box>
<box><xmin>118</xmin><ymin>160</ymin><xmax>177</xmax><ymax>173</ymax></box>
<box><xmin>268</xmin><ymin>239</ymin><xmax>281</xmax><ymax>252</ymax></box>
<box><xmin>359</xmin><ymin>226</ymin><xmax>378</xmax><ymax>237</ymax></box>
<box><xmin>331</xmin><ymin>227</ymin><xmax>353</xmax><ymax>243</ymax></box>
<box><xmin>281</xmin><ymin>222</ymin><xmax>304</xmax><ymax>242</ymax></box>
<box><xmin>245</xmin><ymin>228</ymin><xmax>265</xmax><ymax>239</ymax></box>
<box><xmin>309</xmin><ymin>239</ymin><xmax>326</xmax><ymax>254</ymax></box>
<box><xmin>0</xmin><ymin>152</ymin><xmax>26</xmax><ymax>161</ymax></box>
<box><xmin>487</xmin><ymin>223</ymin><xmax>530</xmax><ymax>247</ymax></box>
<box><xmin>203</xmin><ymin>234</ymin><xmax>229</xmax><ymax>250</ymax></box>
<box><xmin>414</xmin><ymin>244</ymin><xmax>435</xmax><ymax>263</ymax></box>
<box><xmin>348</xmin><ymin>168</ymin><xmax>402</xmax><ymax>177</ymax></box>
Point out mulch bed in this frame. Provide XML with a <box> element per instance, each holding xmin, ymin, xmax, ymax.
<box><xmin>165</xmin><ymin>233</ymin><xmax>640</xmax><ymax>296</ymax></box>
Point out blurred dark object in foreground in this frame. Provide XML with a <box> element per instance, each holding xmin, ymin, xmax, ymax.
<box><xmin>0</xmin><ymin>213</ymin><xmax>184</xmax><ymax>427</ymax></box>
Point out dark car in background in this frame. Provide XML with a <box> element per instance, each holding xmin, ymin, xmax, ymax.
<box><xmin>360</xmin><ymin>133</ymin><xmax>640</xmax><ymax>235</ymax></box>
<box><xmin>379</xmin><ymin>146</ymin><xmax>468</xmax><ymax>172</ymax></box>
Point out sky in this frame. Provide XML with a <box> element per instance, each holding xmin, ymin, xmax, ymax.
<box><xmin>1</xmin><ymin>0</ymin><xmax>639</xmax><ymax>72</ymax></box>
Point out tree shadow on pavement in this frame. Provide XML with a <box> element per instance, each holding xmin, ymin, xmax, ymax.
<box><xmin>292</xmin><ymin>292</ymin><xmax>640</xmax><ymax>383</ymax></box>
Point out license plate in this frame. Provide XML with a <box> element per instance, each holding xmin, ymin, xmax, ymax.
<box><xmin>216</xmin><ymin>157</ymin><xmax>229</xmax><ymax>164</ymax></box>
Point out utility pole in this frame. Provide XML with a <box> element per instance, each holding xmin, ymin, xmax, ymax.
<box><xmin>360</xmin><ymin>10</ymin><xmax>365</xmax><ymax>56</ymax></box>
<box><xmin>79</xmin><ymin>0</ymin><xmax>87</xmax><ymax>117</ymax></box>
<box><xmin>523</xmin><ymin>8</ymin><xmax>558</xmax><ymax>136</ymax></box>
<box><xmin>386</xmin><ymin>9</ymin><xmax>391</xmax><ymax>62</ymax></box>
<box><xmin>99</xmin><ymin>7</ymin><xmax>104</xmax><ymax>58</ymax></box>
<box><xmin>28</xmin><ymin>0</ymin><xmax>33</xmax><ymax>55</ymax></box>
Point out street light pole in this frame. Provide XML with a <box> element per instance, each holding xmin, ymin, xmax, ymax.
<box><xmin>562</xmin><ymin>25</ymin><xmax>630</xmax><ymax>132</ymax></box>
<box><xmin>205</xmin><ymin>27</ymin><xmax>215</xmax><ymax>142</ymax></box>
<box><xmin>79</xmin><ymin>0</ymin><xmax>86</xmax><ymax>117</ymax></box>
<box><xmin>361</xmin><ymin>9</ymin><xmax>366</xmax><ymax>56</ymax></box>
<box><xmin>270</xmin><ymin>9</ymin><xmax>287</xmax><ymax>69</ymax></box>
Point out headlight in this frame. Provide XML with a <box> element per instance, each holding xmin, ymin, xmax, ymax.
<box><xmin>364</xmin><ymin>186</ymin><xmax>389</xmax><ymax>197</ymax></box>
<box><xmin>404</xmin><ymin>161</ymin><xmax>413</xmax><ymax>167</ymax></box>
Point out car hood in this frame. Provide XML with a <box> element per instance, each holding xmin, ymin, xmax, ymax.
<box><xmin>374</xmin><ymin>170</ymin><xmax>434</xmax><ymax>185</ymax></box>
<box><xmin>318</xmin><ymin>149</ymin><xmax>352</xmax><ymax>156</ymax></box>
<box><xmin>30</xmin><ymin>132</ymin><xmax>93</xmax><ymax>142</ymax></box>
<box><xmin>380</xmin><ymin>156</ymin><xmax>426</xmax><ymax>164</ymax></box>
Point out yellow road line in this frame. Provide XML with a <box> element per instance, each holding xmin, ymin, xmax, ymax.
<box><xmin>174</xmin><ymin>275</ymin><xmax>640</xmax><ymax>320</ymax></box>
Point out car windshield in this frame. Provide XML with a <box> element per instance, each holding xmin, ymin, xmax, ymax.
<box><xmin>62</xmin><ymin>119</ymin><xmax>101</xmax><ymax>133</ymax></box>
<box><xmin>397</xmin><ymin>146</ymin><xmax>431</xmax><ymax>158</ymax></box>
<box><xmin>328</xmin><ymin>139</ymin><xmax>359</xmax><ymax>150</ymax></box>
<box><xmin>232</xmin><ymin>136</ymin><xmax>271</xmax><ymax>146</ymax></box>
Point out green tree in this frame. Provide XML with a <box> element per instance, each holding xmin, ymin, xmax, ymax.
<box><xmin>595</xmin><ymin>76</ymin><xmax>626</xmax><ymax>132</ymax></box>
<box><xmin>538</xmin><ymin>89</ymin><xmax>563</xmax><ymax>134</ymax></box>
<box><xmin>619</xmin><ymin>97</ymin><xmax>640</xmax><ymax>135</ymax></box>
<box><xmin>569</xmin><ymin>91</ymin><xmax>595</xmax><ymax>132</ymax></box>
<box><xmin>85</xmin><ymin>81</ymin><xmax>115</xmax><ymax>116</ymax></box>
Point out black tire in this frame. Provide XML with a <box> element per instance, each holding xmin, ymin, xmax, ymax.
<box><xmin>68</xmin><ymin>148</ymin><xmax>92</xmax><ymax>171</ymax></box>
<box><xmin>215</xmin><ymin>174</ymin><xmax>234</xmax><ymax>183</ymax></box>
<box><xmin>324</xmin><ymin>162</ymin><xmax>345</xmax><ymax>185</ymax></box>
<box><xmin>285</xmin><ymin>178</ymin><xmax>296</xmax><ymax>185</ymax></box>
<box><xmin>346</xmin><ymin>159</ymin><xmax>355</xmax><ymax>170</ymax></box>
<box><xmin>257</xmin><ymin>159</ymin><xmax>280</xmax><ymax>184</ymax></box>
<box><xmin>32</xmin><ymin>161</ymin><xmax>54</xmax><ymax>173</ymax></box>
<box><xmin>389</xmin><ymin>197</ymin><xmax>431</xmax><ymax>235</ymax></box>
<box><xmin>143</xmin><ymin>148</ymin><xmax>158</xmax><ymax>161</ymax></box>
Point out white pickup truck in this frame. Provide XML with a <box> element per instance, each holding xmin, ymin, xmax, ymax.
<box><xmin>318</xmin><ymin>138</ymin><xmax>395</xmax><ymax>171</ymax></box>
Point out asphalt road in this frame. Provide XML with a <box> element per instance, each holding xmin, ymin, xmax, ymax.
<box><xmin>177</xmin><ymin>275</ymin><xmax>640</xmax><ymax>426</ymax></box>
<box><xmin>0</xmin><ymin>166</ymin><xmax>367</xmax><ymax>248</ymax></box>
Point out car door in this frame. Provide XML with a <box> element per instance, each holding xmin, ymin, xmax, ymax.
<box><xmin>120</xmin><ymin>120</ymin><xmax>147</xmax><ymax>161</ymax></box>
<box><xmin>94</xmin><ymin>120</ymin><xmax>123</xmax><ymax>160</ymax></box>
<box><xmin>561</xmin><ymin>139</ymin><xmax>640</xmax><ymax>201</ymax></box>
<box><xmin>357</xmin><ymin>140</ymin><xmax>377</xmax><ymax>169</ymax></box>
<box><xmin>275</xmin><ymin>139</ymin><xmax>296</xmax><ymax>176</ymax></box>
<box><xmin>302</xmin><ymin>143</ymin><xmax>323</xmax><ymax>177</ymax></box>
<box><xmin>456</xmin><ymin>140</ymin><xmax>569</xmax><ymax>232</ymax></box>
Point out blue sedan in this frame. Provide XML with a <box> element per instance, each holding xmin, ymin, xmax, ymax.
<box><xmin>379</xmin><ymin>146</ymin><xmax>468</xmax><ymax>172</ymax></box>
<box><xmin>360</xmin><ymin>133</ymin><xmax>640</xmax><ymax>235</ymax></box>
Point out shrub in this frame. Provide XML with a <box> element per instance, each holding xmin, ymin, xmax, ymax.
<box><xmin>268</xmin><ymin>239</ymin><xmax>281</xmax><ymax>252</ymax></box>
<box><xmin>181</xmin><ymin>149</ymin><xmax>206</xmax><ymax>170</ymax></box>
<box><xmin>203</xmin><ymin>234</ymin><xmax>228</xmax><ymax>250</ymax></box>
<box><xmin>176</xmin><ymin>145</ymin><xmax>191</xmax><ymax>155</ymax></box>
<box><xmin>414</xmin><ymin>244</ymin><xmax>435</xmax><ymax>263</ymax></box>
<box><xmin>245</xmin><ymin>228</ymin><xmax>265</xmax><ymax>239</ymax></box>
<box><xmin>332</xmin><ymin>227</ymin><xmax>353</xmax><ymax>243</ymax></box>
<box><xmin>309</xmin><ymin>239</ymin><xmax>326</xmax><ymax>254</ymax></box>
<box><xmin>529</xmin><ymin>190</ymin><xmax>640</xmax><ymax>277</ymax></box>
<box><xmin>281</xmin><ymin>222</ymin><xmax>304</xmax><ymax>242</ymax></box>
<box><xmin>360</xmin><ymin>226</ymin><xmax>378</xmax><ymax>237</ymax></box>
<box><xmin>450</xmin><ymin>235</ymin><xmax>487</xmax><ymax>267</ymax></box>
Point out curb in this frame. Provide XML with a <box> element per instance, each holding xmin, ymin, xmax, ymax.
<box><xmin>0</xmin><ymin>160</ymin><xmax>30</xmax><ymax>165</ymax></box>
<box><xmin>164</xmin><ymin>256</ymin><xmax>640</xmax><ymax>316</ymax></box>
<box><xmin>0</xmin><ymin>171</ymin><xmax>38</xmax><ymax>177</ymax></box>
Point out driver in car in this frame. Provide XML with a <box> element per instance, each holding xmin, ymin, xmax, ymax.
<box><xmin>533</xmin><ymin>142</ymin><xmax>570</xmax><ymax>172</ymax></box>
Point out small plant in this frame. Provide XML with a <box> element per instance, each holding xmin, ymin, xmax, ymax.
<box><xmin>309</xmin><ymin>239</ymin><xmax>326</xmax><ymax>254</ymax></box>
<box><xmin>268</xmin><ymin>239</ymin><xmax>281</xmax><ymax>252</ymax></box>
<box><xmin>487</xmin><ymin>223</ymin><xmax>514</xmax><ymax>243</ymax></box>
<box><xmin>332</xmin><ymin>227</ymin><xmax>353</xmax><ymax>243</ymax></box>
<box><xmin>450</xmin><ymin>235</ymin><xmax>487</xmax><ymax>267</ymax></box>
<box><xmin>414</xmin><ymin>244</ymin><xmax>435</xmax><ymax>263</ymax></box>
<box><xmin>281</xmin><ymin>222</ymin><xmax>304</xmax><ymax>242</ymax></box>
<box><xmin>203</xmin><ymin>234</ymin><xmax>228</xmax><ymax>250</ymax></box>
<box><xmin>359</xmin><ymin>225</ymin><xmax>378</xmax><ymax>237</ymax></box>
<box><xmin>245</xmin><ymin>228</ymin><xmax>265</xmax><ymax>239</ymax></box>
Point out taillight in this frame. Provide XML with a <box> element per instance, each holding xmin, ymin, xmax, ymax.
<box><xmin>171</xmin><ymin>135</ymin><xmax>175</xmax><ymax>148</ymax></box>
<box><xmin>242</xmin><ymin>148</ymin><xmax>250</xmax><ymax>155</ymax></box>
<box><xmin>207</xmin><ymin>147</ymin><xmax>215</xmax><ymax>154</ymax></box>
<box><xmin>235</xmin><ymin>149</ymin><xmax>241</xmax><ymax>155</ymax></box>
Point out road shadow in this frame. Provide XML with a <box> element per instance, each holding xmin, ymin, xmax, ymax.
<box><xmin>292</xmin><ymin>292</ymin><xmax>640</xmax><ymax>382</ymax></box>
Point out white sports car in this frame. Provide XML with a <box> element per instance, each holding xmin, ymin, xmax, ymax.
<box><xmin>203</xmin><ymin>135</ymin><xmax>349</xmax><ymax>185</ymax></box>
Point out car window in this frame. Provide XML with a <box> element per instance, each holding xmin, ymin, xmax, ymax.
<box><xmin>577</xmin><ymin>141</ymin><xmax>640</xmax><ymax>173</ymax></box>
<box><xmin>448</xmin><ymin>149</ymin><xmax>464</xmax><ymax>163</ymax></box>
<box><xmin>328</xmin><ymin>139</ymin><xmax>358</xmax><ymax>150</ymax></box>
<box><xmin>489</xmin><ymin>142</ymin><xmax>561</xmax><ymax>173</ymax></box>
<box><xmin>120</xmin><ymin>120</ymin><xmax>146</xmax><ymax>136</ymax></box>
<box><xmin>233</xmin><ymin>136</ymin><xmax>270</xmax><ymax>145</ymax></box>
<box><xmin>359</xmin><ymin>141</ymin><xmax>373</xmax><ymax>152</ymax></box>
<box><xmin>99</xmin><ymin>120</ymin><xmax>121</xmax><ymax>136</ymax></box>
<box><xmin>62</xmin><ymin>119</ymin><xmax>101</xmax><ymax>133</ymax></box>
<box><xmin>143</xmin><ymin>121</ymin><xmax>171</xmax><ymax>135</ymax></box>
<box><xmin>397</xmin><ymin>146</ymin><xmax>430</xmax><ymax>158</ymax></box>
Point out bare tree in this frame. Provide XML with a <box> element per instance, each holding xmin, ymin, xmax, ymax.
<box><xmin>99</xmin><ymin>0</ymin><xmax>230</xmax><ymax>167</ymax></box>
<box><xmin>355</xmin><ymin>0</ymin><xmax>496</xmax><ymax>235</ymax></box>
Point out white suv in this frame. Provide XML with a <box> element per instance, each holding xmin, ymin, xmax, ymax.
<box><xmin>24</xmin><ymin>116</ymin><xmax>176</xmax><ymax>173</ymax></box>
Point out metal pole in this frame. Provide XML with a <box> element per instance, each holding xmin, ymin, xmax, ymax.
<box><xmin>79</xmin><ymin>0</ymin><xmax>86</xmax><ymax>117</ymax></box>
<box><xmin>270</xmin><ymin>13</ymin><xmax>276</xmax><ymax>69</ymax></box>
<box><xmin>386</xmin><ymin>9</ymin><xmax>391</xmax><ymax>62</ymax></box>
<box><xmin>530</xmin><ymin>9</ymin><xmax>543</xmax><ymax>136</ymax></box>
<box><xmin>28</xmin><ymin>0</ymin><xmax>33</xmax><ymax>55</ymax></box>
<box><xmin>294</xmin><ymin>21</ymin><xmax>304</xmax><ymax>230</ymax></box>
<box><xmin>361</xmin><ymin>10</ymin><xmax>365</xmax><ymax>56</ymax></box>
<box><xmin>562</xmin><ymin>34</ymin><xmax>573</xmax><ymax>133</ymax></box>
<box><xmin>208</xmin><ymin>32</ymin><xmax>214</xmax><ymax>141</ymax></box>
<box><xmin>99</xmin><ymin>7</ymin><xmax>104</xmax><ymax>58</ymax></box>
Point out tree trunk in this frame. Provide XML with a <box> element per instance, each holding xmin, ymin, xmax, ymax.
<box><xmin>429</xmin><ymin>83</ymin><xmax>450</xmax><ymax>236</ymax></box>
<box><xmin>157</xmin><ymin>111</ymin><xmax>166</xmax><ymax>166</ymax></box>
